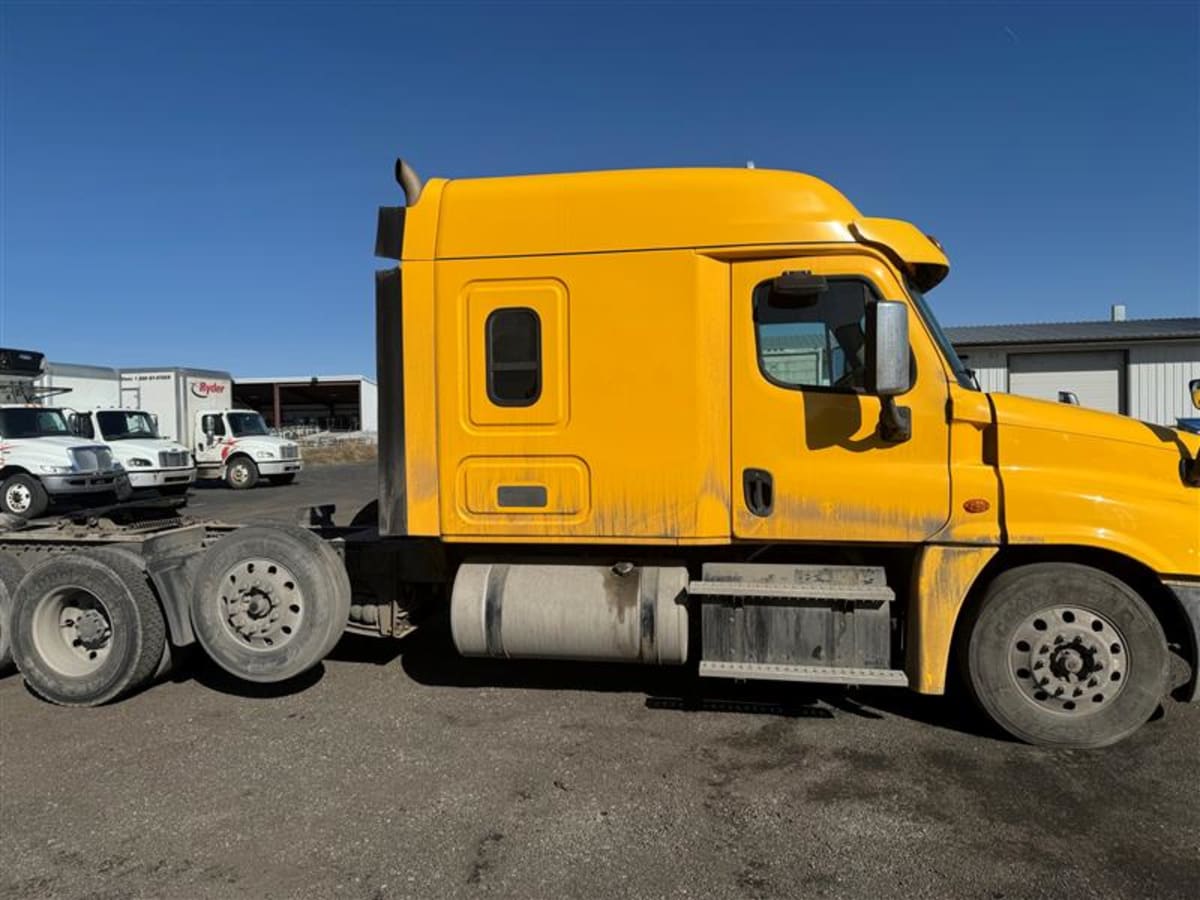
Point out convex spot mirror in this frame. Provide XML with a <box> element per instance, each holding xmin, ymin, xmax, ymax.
<box><xmin>865</xmin><ymin>300</ymin><xmax>911</xmax><ymax>397</ymax></box>
<box><xmin>1190</xmin><ymin>378</ymin><xmax>1200</xmax><ymax>410</ymax></box>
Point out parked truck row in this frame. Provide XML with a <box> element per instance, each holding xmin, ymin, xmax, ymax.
<box><xmin>0</xmin><ymin>355</ymin><xmax>303</xmax><ymax>517</ymax></box>
<box><xmin>0</xmin><ymin>161</ymin><xmax>1197</xmax><ymax>751</ymax></box>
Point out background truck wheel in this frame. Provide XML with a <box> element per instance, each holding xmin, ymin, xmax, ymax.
<box><xmin>0</xmin><ymin>552</ymin><xmax>27</xmax><ymax>674</ymax></box>
<box><xmin>267</xmin><ymin>474</ymin><xmax>296</xmax><ymax>486</ymax></box>
<box><xmin>960</xmin><ymin>562</ymin><xmax>1169</xmax><ymax>749</ymax></box>
<box><xmin>10</xmin><ymin>548</ymin><xmax>167</xmax><ymax>706</ymax></box>
<box><xmin>225</xmin><ymin>457</ymin><xmax>259</xmax><ymax>490</ymax></box>
<box><xmin>190</xmin><ymin>524</ymin><xmax>351</xmax><ymax>683</ymax></box>
<box><xmin>1</xmin><ymin>473</ymin><xmax>48</xmax><ymax>518</ymax></box>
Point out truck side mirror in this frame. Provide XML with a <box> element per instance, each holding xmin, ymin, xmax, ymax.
<box><xmin>1058</xmin><ymin>391</ymin><xmax>1080</xmax><ymax>406</ymax></box>
<box><xmin>1190</xmin><ymin>378</ymin><xmax>1200</xmax><ymax>410</ymax></box>
<box><xmin>865</xmin><ymin>300</ymin><xmax>912</xmax><ymax>443</ymax></box>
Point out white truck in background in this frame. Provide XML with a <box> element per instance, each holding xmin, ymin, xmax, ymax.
<box><xmin>0</xmin><ymin>349</ymin><xmax>124</xmax><ymax>518</ymax></box>
<box><xmin>37</xmin><ymin>362</ymin><xmax>196</xmax><ymax>496</ymax></box>
<box><xmin>120</xmin><ymin>368</ymin><xmax>302</xmax><ymax>489</ymax></box>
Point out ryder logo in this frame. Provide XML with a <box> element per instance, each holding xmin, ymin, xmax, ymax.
<box><xmin>190</xmin><ymin>381</ymin><xmax>227</xmax><ymax>399</ymax></box>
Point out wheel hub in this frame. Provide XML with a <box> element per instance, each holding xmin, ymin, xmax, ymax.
<box><xmin>6</xmin><ymin>484</ymin><xmax>31</xmax><ymax>512</ymax></box>
<box><xmin>74</xmin><ymin>608</ymin><xmax>111</xmax><ymax>649</ymax></box>
<box><xmin>30</xmin><ymin>588</ymin><xmax>114</xmax><ymax>677</ymax></box>
<box><xmin>219</xmin><ymin>559</ymin><xmax>303</xmax><ymax>649</ymax></box>
<box><xmin>1009</xmin><ymin>606</ymin><xmax>1127</xmax><ymax>715</ymax></box>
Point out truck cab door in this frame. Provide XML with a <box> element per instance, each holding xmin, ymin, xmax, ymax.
<box><xmin>731</xmin><ymin>255</ymin><xmax>952</xmax><ymax>543</ymax></box>
<box><xmin>195</xmin><ymin>412</ymin><xmax>226</xmax><ymax>462</ymax></box>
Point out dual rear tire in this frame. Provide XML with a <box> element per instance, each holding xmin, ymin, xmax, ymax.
<box><xmin>5</xmin><ymin>525</ymin><xmax>350</xmax><ymax>705</ymax></box>
<box><xmin>8</xmin><ymin>548</ymin><xmax>166</xmax><ymax>706</ymax></box>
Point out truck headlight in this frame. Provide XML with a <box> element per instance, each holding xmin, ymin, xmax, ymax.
<box><xmin>128</xmin><ymin>458</ymin><xmax>153</xmax><ymax>468</ymax></box>
<box><xmin>257</xmin><ymin>451</ymin><xmax>277</xmax><ymax>460</ymax></box>
<box><xmin>38</xmin><ymin>465</ymin><xmax>73</xmax><ymax>475</ymax></box>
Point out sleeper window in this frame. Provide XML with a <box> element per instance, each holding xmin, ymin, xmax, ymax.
<box><xmin>754</xmin><ymin>279</ymin><xmax>875</xmax><ymax>391</ymax></box>
<box><xmin>487</xmin><ymin>307</ymin><xmax>542</xmax><ymax>406</ymax></box>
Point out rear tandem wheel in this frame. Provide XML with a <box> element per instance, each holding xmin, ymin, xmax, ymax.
<box><xmin>9</xmin><ymin>547</ymin><xmax>166</xmax><ymax>706</ymax></box>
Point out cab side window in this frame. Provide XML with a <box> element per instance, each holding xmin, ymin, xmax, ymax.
<box><xmin>754</xmin><ymin>278</ymin><xmax>876</xmax><ymax>392</ymax></box>
<box><xmin>202</xmin><ymin>414</ymin><xmax>226</xmax><ymax>437</ymax></box>
<box><xmin>486</xmin><ymin>307</ymin><xmax>542</xmax><ymax>406</ymax></box>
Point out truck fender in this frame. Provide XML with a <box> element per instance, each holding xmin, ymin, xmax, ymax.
<box><xmin>905</xmin><ymin>544</ymin><xmax>998</xmax><ymax>694</ymax></box>
<box><xmin>141</xmin><ymin>525</ymin><xmax>208</xmax><ymax>646</ymax></box>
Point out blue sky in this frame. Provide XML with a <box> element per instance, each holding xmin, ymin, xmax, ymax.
<box><xmin>1</xmin><ymin>1</ymin><xmax>1197</xmax><ymax>376</ymax></box>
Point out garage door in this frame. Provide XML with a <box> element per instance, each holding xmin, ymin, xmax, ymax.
<box><xmin>1008</xmin><ymin>351</ymin><xmax>1125</xmax><ymax>414</ymax></box>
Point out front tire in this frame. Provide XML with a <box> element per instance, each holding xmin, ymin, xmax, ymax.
<box><xmin>225</xmin><ymin>456</ymin><xmax>259</xmax><ymax>490</ymax></box>
<box><xmin>1</xmin><ymin>473</ymin><xmax>48</xmax><ymax>518</ymax></box>
<box><xmin>190</xmin><ymin>524</ymin><xmax>350</xmax><ymax>683</ymax></box>
<box><xmin>10</xmin><ymin>548</ymin><xmax>167</xmax><ymax>706</ymax></box>
<box><xmin>961</xmin><ymin>563</ymin><xmax>1169</xmax><ymax>749</ymax></box>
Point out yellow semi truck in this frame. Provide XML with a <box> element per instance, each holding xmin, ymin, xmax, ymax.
<box><xmin>1</xmin><ymin>161</ymin><xmax>1197</xmax><ymax>750</ymax></box>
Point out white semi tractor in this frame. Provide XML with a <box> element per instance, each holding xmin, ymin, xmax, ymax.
<box><xmin>37</xmin><ymin>362</ymin><xmax>196</xmax><ymax>496</ymax></box>
<box><xmin>0</xmin><ymin>350</ymin><xmax>125</xmax><ymax>518</ymax></box>
<box><xmin>120</xmin><ymin>368</ymin><xmax>302</xmax><ymax>489</ymax></box>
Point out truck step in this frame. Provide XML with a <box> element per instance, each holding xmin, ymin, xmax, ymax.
<box><xmin>699</xmin><ymin>660</ymin><xmax>909</xmax><ymax>687</ymax></box>
<box><xmin>689</xmin><ymin>580</ymin><xmax>894</xmax><ymax>603</ymax></box>
<box><xmin>690</xmin><ymin>563</ymin><xmax>894</xmax><ymax>604</ymax></box>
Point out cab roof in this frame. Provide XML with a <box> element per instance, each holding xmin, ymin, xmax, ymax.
<box><xmin>402</xmin><ymin>167</ymin><xmax>949</xmax><ymax>290</ymax></box>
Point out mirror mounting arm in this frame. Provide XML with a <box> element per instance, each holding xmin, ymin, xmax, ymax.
<box><xmin>878</xmin><ymin>398</ymin><xmax>912</xmax><ymax>443</ymax></box>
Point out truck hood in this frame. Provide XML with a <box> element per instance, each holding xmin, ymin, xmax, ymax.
<box><xmin>990</xmin><ymin>393</ymin><xmax>1200</xmax><ymax>577</ymax></box>
<box><xmin>219</xmin><ymin>435</ymin><xmax>300</xmax><ymax>458</ymax></box>
<box><xmin>105</xmin><ymin>438</ymin><xmax>193</xmax><ymax>466</ymax></box>
<box><xmin>0</xmin><ymin>436</ymin><xmax>116</xmax><ymax>472</ymax></box>
<box><xmin>991</xmin><ymin>393</ymin><xmax>1200</xmax><ymax>458</ymax></box>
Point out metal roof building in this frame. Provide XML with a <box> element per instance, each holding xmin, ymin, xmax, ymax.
<box><xmin>946</xmin><ymin>312</ymin><xmax>1200</xmax><ymax>427</ymax></box>
<box><xmin>232</xmin><ymin>375</ymin><xmax>378</xmax><ymax>434</ymax></box>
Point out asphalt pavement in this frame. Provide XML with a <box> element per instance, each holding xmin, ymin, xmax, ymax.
<box><xmin>2</xmin><ymin>463</ymin><xmax>1197</xmax><ymax>899</ymax></box>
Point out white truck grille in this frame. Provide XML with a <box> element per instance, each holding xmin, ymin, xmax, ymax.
<box><xmin>70</xmin><ymin>446</ymin><xmax>114</xmax><ymax>472</ymax></box>
<box><xmin>158</xmin><ymin>450</ymin><xmax>191</xmax><ymax>468</ymax></box>
<box><xmin>281</xmin><ymin>444</ymin><xmax>300</xmax><ymax>460</ymax></box>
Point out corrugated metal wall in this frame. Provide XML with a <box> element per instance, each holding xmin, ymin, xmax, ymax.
<box><xmin>953</xmin><ymin>340</ymin><xmax>1199</xmax><ymax>426</ymax></box>
<box><xmin>1127</xmin><ymin>343</ymin><xmax>1200</xmax><ymax>425</ymax></box>
<box><xmin>957</xmin><ymin>349</ymin><xmax>1007</xmax><ymax>393</ymax></box>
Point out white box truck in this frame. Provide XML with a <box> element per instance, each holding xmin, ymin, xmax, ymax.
<box><xmin>38</xmin><ymin>363</ymin><xmax>197</xmax><ymax>495</ymax></box>
<box><xmin>0</xmin><ymin>350</ymin><xmax>123</xmax><ymax>518</ymax></box>
<box><xmin>120</xmin><ymin>368</ymin><xmax>302</xmax><ymax>489</ymax></box>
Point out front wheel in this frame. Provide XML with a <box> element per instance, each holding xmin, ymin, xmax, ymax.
<box><xmin>960</xmin><ymin>563</ymin><xmax>1169</xmax><ymax>749</ymax></box>
<box><xmin>225</xmin><ymin>457</ymin><xmax>259</xmax><ymax>490</ymax></box>
<box><xmin>1</xmin><ymin>473</ymin><xmax>48</xmax><ymax>518</ymax></box>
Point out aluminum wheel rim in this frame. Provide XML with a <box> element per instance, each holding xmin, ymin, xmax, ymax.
<box><xmin>5</xmin><ymin>483</ymin><xmax>32</xmax><ymax>514</ymax></box>
<box><xmin>230</xmin><ymin>463</ymin><xmax>251</xmax><ymax>486</ymax></box>
<box><xmin>30</xmin><ymin>586</ymin><xmax>114</xmax><ymax>677</ymax></box>
<box><xmin>218</xmin><ymin>558</ymin><xmax>304</xmax><ymax>650</ymax></box>
<box><xmin>1008</xmin><ymin>605</ymin><xmax>1128</xmax><ymax>716</ymax></box>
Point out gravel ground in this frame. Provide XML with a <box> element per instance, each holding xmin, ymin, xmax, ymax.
<box><xmin>2</xmin><ymin>464</ymin><xmax>1197</xmax><ymax>900</ymax></box>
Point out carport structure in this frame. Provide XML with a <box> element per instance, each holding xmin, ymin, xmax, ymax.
<box><xmin>232</xmin><ymin>375</ymin><xmax>378</xmax><ymax>433</ymax></box>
